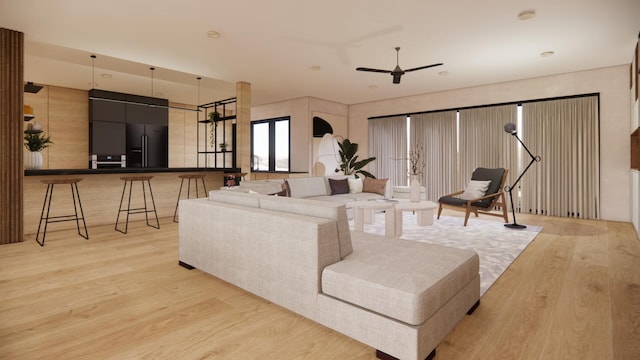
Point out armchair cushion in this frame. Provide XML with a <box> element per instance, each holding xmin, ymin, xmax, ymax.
<box><xmin>460</xmin><ymin>180</ymin><xmax>491</xmax><ymax>200</ymax></box>
<box><xmin>471</xmin><ymin>167</ymin><xmax>506</xmax><ymax>207</ymax></box>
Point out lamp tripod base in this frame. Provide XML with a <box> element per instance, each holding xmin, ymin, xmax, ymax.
<box><xmin>505</xmin><ymin>223</ymin><xmax>527</xmax><ymax>229</ymax></box>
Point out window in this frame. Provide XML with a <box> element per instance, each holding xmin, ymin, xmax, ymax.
<box><xmin>251</xmin><ymin>116</ymin><xmax>290</xmax><ymax>172</ymax></box>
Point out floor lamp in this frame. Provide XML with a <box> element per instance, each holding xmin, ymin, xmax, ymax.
<box><xmin>503</xmin><ymin>122</ymin><xmax>541</xmax><ymax>229</ymax></box>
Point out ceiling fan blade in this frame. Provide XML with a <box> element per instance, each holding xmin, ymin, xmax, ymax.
<box><xmin>404</xmin><ymin>63</ymin><xmax>444</xmax><ymax>73</ymax></box>
<box><xmin>356</xmin><ymin>67</ymin><xmax>392</xmax><ymax>74</ymax></box>
<box><xmin>392</xmin><ymin>74</ymin><xmax>402</xmax><ymax>84</ymax></box>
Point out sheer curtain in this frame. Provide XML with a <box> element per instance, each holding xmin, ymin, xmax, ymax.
<box><xmin>521</xmin><ymin>96</ymin><xmax>599</xmax><ymax>219</ymax></box>
<box><xmin>458</xmin><ymin>105</ymin><xmax>519</xmax><ymax>191</ymax></box>
<box><xmin>368</xmin><ymin>116</ymin><xmax>407</xmax><ymax>190</ymax></box>
<box><xmin>410</xmin><ymin>111</ymin><xmax>457</xmax><ymax>201</ymax></box>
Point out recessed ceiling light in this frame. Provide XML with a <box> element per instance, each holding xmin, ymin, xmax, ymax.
<box><xmin>207</xmin><ymin>31</ymin><xmax>221</xmax><ymax>38</ymax></box>
<box><xmin>518</xmin><ymin>9</ymin><xmax>536</xmax><ymax>20</ymax></box>
<box><xmin>438</xmin><ymin>71</ymin><xmax>449</xmax><ymax>76</ymax></box>
<box><xmin>310</xmin><ymin>65</ymin><xmax>321</xmax><ymax>71</ymax></box>
<box><xmin>101</xmin><ymin>73</ymin><xmax>112</xmax><ymax>79</ymax></box>
<box><xmin>369</xmin><ymin>85</ymin><xmax>378</xmax><ymax>89</ymax></box>
<box><xmin>540</xmin><ymin>51</ymin><xmax>555</xmax><ymax>58</ymax></box>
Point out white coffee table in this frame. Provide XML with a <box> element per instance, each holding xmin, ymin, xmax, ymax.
<box><xmin>394</xmin><ymin>199</ymin><xmax>438</xmax><ymax>236</ymax></box>
<box><xmin>350</xmin><ymin>200</ymin><xmax>395</xmax><ymax>237</ymax></box>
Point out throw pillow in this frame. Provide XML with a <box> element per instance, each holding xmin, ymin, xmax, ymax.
<box><xmin>348</xmin><ymin>177</ymin><xmax>363</xmax><ymax>193</ymax></box>
<box><xmin>283</xmin><ymin>180</ymin><xmax>291</xmax><ymax>197</ymax></box>
<box><xmin>460</xmin><ymin>180</ymin><xmax>491</xmax><ymax>200</ymax></box>
<box><xmin>362</xmin><ymin>177</ymin><xmax>388</xmax><ymax>195</ymax></box>
<box><xmin>329</xmin><ymin>178</ymin><xmax>350</xmax><ymax>195</ymax></box>
<box><xmin>269</xmin><ymin>189</ymin><xmax>288</xmax><ymax>196</ymax></box>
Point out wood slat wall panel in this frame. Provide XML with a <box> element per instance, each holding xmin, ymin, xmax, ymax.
<box><xmin>0</xmin><ymin>28</ymin><xmax>24</xmax><ymax>244</ymax></box>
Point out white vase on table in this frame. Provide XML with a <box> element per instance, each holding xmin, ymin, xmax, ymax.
<box><xmin>410</xmin><ymin>175</ymin><xmax>421</xmax><ymax>202</ymax></box>
<box><xmin>25</xmin><ymin>151</ymin><xmax>42</xmax><ymax>170</ymax></box>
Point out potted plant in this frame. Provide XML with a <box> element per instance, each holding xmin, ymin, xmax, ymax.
<box><xmin>334</xmin><ymin>138</ymin><xmax>376</xmax><ymax>178</ymax></box>
<box><xmin>24</xmin><ymin>131</ymin><xmax>53</xmax><ymax>170</ymax></box>
<box><xmin>208</xmin><ymin>111</ymin><xmax>221</xmax><ymax>148</ymax></box>
<box><xmin>219</xmin><ymin>142</ymin><xmax>230</xmax><ymax>152</ymax></box>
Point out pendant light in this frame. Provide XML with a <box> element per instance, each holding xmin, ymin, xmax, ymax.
<box><xmin>150</xmin><ymin>67</ymin><xmax>155</xmax><ymax>97</ymax></box>
<box><xmin>90</xmin><ymin>55</ymin><xmax>97</xmax><ymax>89</ymax></box>
<box><xmin>197</xmin><ymin>76</ymin><xmax>201</xmax><ymax>107</ymax></box>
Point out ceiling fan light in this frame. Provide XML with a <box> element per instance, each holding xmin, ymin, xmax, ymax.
<box><xmin>540</xmin><ymin>51</ymin><xmax>555</xmax><ymax>58</ymax></box>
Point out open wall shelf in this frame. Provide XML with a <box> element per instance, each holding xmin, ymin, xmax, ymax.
<box><xmin>197</xmin><ymin>97</ymin><xmax>237</xmax><ymax>169</ymax></box>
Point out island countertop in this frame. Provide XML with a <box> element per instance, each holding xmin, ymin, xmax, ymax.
<box><xmin>23</xmin><ymin>168</ymin><xmax>237</xmax><ymax>236</ymax></box>
<box><xmin>25</xmin><ymin>167</ymin><xmax>241</xmax><ymax>176</ymax></box>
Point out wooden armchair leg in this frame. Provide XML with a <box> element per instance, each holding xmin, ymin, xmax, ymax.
<box><xmin>437</xmin><ymin>204</ymin><xmax>443</xmax><ymax>219</ymax></box>
<box><xmin>464</xmin><ymin>209</ymin><xmax>471</xmax><ymax>226</ymax></box>
<box><xmin>500</xmin><ymin>194</ymin><xmax>509</xmax><ymax>223</ymax></box>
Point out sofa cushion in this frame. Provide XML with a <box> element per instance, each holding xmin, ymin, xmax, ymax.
<box><xmin>322</xmin><ymin>233</ymin><xmax>479</xmax><ymax>326</ymax></box>
<box><xmin>238</xmin><ymin>179</ymin><xmax>285</xmax><ymax>195</ymax></box>
<box><xmin>362</xmin><ymin>177</ymin><xmax>388</xmax><ymax>195</ymax></box>
<box><xmin>329</xmin><ymin>178</ymin><xmax>350</xmax><ymax>195</ymax></box>
<box><xmin>286</xmin><ymin>177</ymin><xmax>329</xmax><ymax>198</ymax></box>
<box><xmin>209</xmin><ymin>190</ymin><xmax>261</xmax><ymax>207</ymax></box>
<box><xmin>259</xmin><ymin>196</ymin><xmax>353</xmax><ymax>258</ymax></box>
<box><xmin>348</xmin><ymin>177</ymin><xmax>363</xmax><ymax>193</ymax></box>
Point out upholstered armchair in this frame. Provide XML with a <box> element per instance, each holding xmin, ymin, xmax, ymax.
<box><xmin>437</xmin><ymin>167</ymin><xmax>509</xmax><ymax>226</ymax></box>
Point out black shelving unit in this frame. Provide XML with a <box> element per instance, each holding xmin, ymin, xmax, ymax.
<box><xmin>197</xmin><ymin>97</ymin><xmax>237</xmax><ymax>169</ymax></box>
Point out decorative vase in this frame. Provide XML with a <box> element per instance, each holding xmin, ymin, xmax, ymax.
<box><xmin>25</xmin><ymin>151</ymin><xmax>42</xmax><ymax>170</ymax></box>
<box><xmin>410</xmin><ymin>175</ymin><xmax>421</xmax><ymax>202</ymax></box>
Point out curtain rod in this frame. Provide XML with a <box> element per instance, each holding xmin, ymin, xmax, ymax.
<box><xmin>368</xmin><ymin>92</ymin><xmax>599</xmax><ymax>120</ymax></box>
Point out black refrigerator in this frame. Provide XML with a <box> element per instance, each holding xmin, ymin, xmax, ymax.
<box><xmin>126</xmin><ymin>123</ymin><xmax>168</xmax><ymax>168</ymax></box>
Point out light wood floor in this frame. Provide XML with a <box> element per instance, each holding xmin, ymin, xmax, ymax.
<box><xmin>1</xmin><ymin>211</ymin><xmax>639</xmax><ymax>359</ymax></box>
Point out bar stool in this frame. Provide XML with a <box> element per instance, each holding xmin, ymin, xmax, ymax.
<box><xmin>173</xmin><ymin>174</ymin><xmax>207</xmax><ymax>222</ymax></box>
<box><xmin>115</xmin><ymin>175</ymin><xmax>160</xmax><ymax>234</ymax></box>
<box><xmin>36</xmin><ymin>178</ymin><xmax>89</xmax><ymax>246</ymax></box>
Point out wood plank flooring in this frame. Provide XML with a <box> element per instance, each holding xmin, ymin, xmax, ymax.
<box><xmin>1</xmin><ymin>212</ymin><xmax>639</xmax><ymax>359</ymax></box>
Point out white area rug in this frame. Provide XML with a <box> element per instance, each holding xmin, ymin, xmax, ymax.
<box><xmin>348</xmin><ymin>214</ymin><xmax>543</xmax><ymax>296</ymax></box>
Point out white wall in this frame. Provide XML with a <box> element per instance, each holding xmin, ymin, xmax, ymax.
<box><xmin>348</xmin><ymin>66</ymin><xmax>631</xmax><ymax>222</ymax></box>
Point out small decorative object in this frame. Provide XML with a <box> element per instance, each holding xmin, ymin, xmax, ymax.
<box><xmin>219</xmin><ymin>142</ymin><xmax>229</xmax><ymax>152</ymax></box>
<box><xmin>225</xmin><ymin>174</ymin><xmax>236</xmax><ymax>187</ymax></box>
<box><xmin>334</xmin><ymin>138</ymin><xmax>377</xmax><ymax>178</ymax></box>
<box><xmin>409</xmin><ymin>141</ymin><xmax>425</xmax><ymax>202</ymax></box>
<box><xmin>23</xmin><ymin>127</ymin><xmax>53</xmax><ymax>170</ymax></box>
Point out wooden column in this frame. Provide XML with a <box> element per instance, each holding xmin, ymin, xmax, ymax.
<box><xmin>0</xmin><ymin>28</ymin><xmax>24</xmax><ymax>244</ymax></box>
<box><xmin>236</xmin><ymin>81</ymin><xmax>251</xmax><ymax>175</ymax></box>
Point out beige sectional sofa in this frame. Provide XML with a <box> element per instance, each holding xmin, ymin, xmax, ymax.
<box><xmin>236</xmin><ymin>176</ymin><xmax>388</xmax><ymax>217</ymax></box>
<box><xmin>179</xmin><ymin>190</ymin><xmax>480</xmax><ymax>360</ymax></box>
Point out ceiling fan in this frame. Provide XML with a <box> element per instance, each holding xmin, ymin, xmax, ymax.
<box><xmin>356</xmin><ymin>47</ymin><xmax>443</xmax><ymax>84</ymax></box>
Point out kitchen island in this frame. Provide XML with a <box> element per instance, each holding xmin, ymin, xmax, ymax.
<box><xmin>24</xmin><ymin>168</ymin><xmax>239</xmax><ymax>236</ymax></box>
